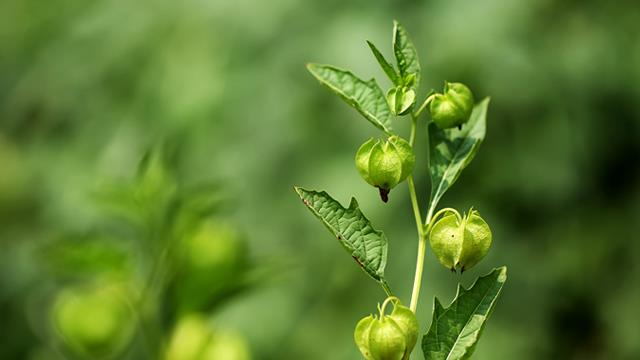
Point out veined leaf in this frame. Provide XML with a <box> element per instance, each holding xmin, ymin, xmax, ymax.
<box><xmin>367</xmin><ymin>40</ymin><xmax>400</xmax><ymax>85</ymax></box>
<box><xmin>294</xmin><ymin>187</ymin><xmax>389</xmax><ymax>287</ymax></box>
<box><xmin>306</xmin><ymin>63</ymin><xmax>393</xmax><ymax>134</ymax></box>
<box><xmin>422</xmin><ymin>266</ymin><xmax>507</xmax><ymax>360</ymax></box>
<box><xmin>392</xmin><ymin>21</ymin><xmax>420</xmax><ymax>86</ymax></box>
<box><xmin>429</xmin><ymin>98</ymin><xmax>490</xmax><ymax>210</ymax></box>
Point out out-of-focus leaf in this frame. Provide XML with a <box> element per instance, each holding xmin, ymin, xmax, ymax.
<box><xmin>170</xmin><ymin>221</ymin><xmax>250</xmax><ymax>314</ymax></box>
<box><xmin>39</xmin><ymin>237</ymin><xmax>132</xmax><ymax>277</ymax></box>
<box><xmin>306</xmin><ymin>63</ymin><xmax>393</xmax><ymax>134</ymax></box>
<box><xmin>422</xmin><ymin>266</ymin><xmax>507</xmax><ymax>360</ymax></box>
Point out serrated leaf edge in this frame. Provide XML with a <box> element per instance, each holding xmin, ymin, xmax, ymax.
<box><xmin>293</xmin><ymin>186</ymin><xmax>389</xmax><ymax>281</ymax></box>
<box><xmin>427</xmin><ymin>266</ymin><xmax>507</xmax><ymax>360</ymax></box>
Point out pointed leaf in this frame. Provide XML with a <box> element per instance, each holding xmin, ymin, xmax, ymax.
<box><xmin>393</xmin><ymin>21</ymin><xmax>420</xmax><ymax>86</ymax></box>
<box><xmin>367</xmin><ymin>41</ymin><xmax>400</xmax><ymax>85</ymax></box>
<box><xmin>428</xmin><ymin>98</ymin><xmax>490</xmax><ymax>208</ymax></box>
<box><xmin>295</xmin><ymin>187</ymin><xmax>389</xmax><ymax>284</ymax></box>
<box><xmin>422</xmin><ymin>267</ymin><xmax>507</xmax><ymax>360</ymax></box>
<box><xmin>307</xmin><ymin>63</ymin><xmax>393</xmax><ymax>134</ymax></box>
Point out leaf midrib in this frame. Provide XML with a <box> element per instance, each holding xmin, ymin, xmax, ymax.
<box><xmin>443</xmin><ymin>281</ymin><xmax>497</xmax><ymax>360</ymax></box>
<box><xmin>308</xmin><ymin>65</ymin><xmax>392</xmax><ymax>134</ymax></box>
<box><xmin>431</xmin><ymin>136</ymin><xmax>480</xmax><ymax>204</ymax></box>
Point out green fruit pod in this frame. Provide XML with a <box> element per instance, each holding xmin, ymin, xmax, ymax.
<box><xmin>355</xmin><ymin>138</ymin><xmax>379</xmax><ymax>186</ymax></box>
<box><xmin>429</xmin><ymin>82</ymin><xmax>474</xmax><ymax>130</ymax></box>
<box><xmin>165</xmin><ymin>315</ymin><xmax>251</xmax><ymax>360</ymax></box>
<box><xmin>52</xmin><ymin>282</ymin><xmax>135</xmax><ymax>358</ymax></box>
<box><xmin>388</xmin><ymin>303</ymin><xmax>418</xmax><ymax>358</ymax></box>
<box><xmin>429</xmin><ymin>208</ymin><xmax>492</xmax><ymax>272</ymax></box>
<box><xmin>353</xmin><ymin>297</ymin><xmax>418</xmax><ymax>360</ymax></box>
<box><xmin>354</xmin><ymin>137</ymin><xmax>415</xmax><ymax>203</ymax></box>
<box><xmin>386</xmin><ymin>86</ymin><xmax>416</xmax><ymax>116</ymax></box>
<box><xmin>368</xmin><ymin>318</ymin><xmax>406</xmax><ymax>360</ymax></box>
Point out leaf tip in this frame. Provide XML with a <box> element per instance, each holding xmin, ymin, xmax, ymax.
<box><xmin>348</xmin><ymin>197</ymin><xmax>360</xmax><ymax>210</ymax></box>
<box><xmin>433</xmin><ymin>297</ymin><xmax>445</xmax><ymax>316</ymax></box>
<box><xmin>305</xmin><ymin>62</ymin><xmax>318</xmax><ymax>74</ymax></box>
<box><xmin>456</xmin><ymin>282</ymin><xmax>468</xmax><ymax>296</ymax></box>
<box><xmin>495</xmin><ymin>266</ymin><xmax>507</xmax><ymax>283</ymax></box>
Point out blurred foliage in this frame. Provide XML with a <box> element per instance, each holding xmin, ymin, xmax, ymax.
<box><xmin>3</xmin><ymin>143</ymin><xmax>256</xmax><ymax>359</ymax></box>
<box><xmin>1</xmin><ymin>0</ymin><xmax>639</xmax><ymax>359</ymax></box>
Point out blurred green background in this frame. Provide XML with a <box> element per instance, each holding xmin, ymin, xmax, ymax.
<box><xmin>1</xmin><ymin>0</ymin><xmax>639</xmax><ymax>359</ymax></box>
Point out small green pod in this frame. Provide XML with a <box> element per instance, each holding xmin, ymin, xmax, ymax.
<box><xmin>429</xmin><ymin>208</ymin><xmax>492</xmax><ymax>272</ymax></box>
<box><xmin>368</xmin><ymin>141</ymin><xmax>402</xmax><ymax>191</ymax></box>
<box><xmin>429</xmin><ymin>212</ymin><xmax>464</xmax><ymax>270</ymax></box>
<box><xmin>458</xmin><ymin>209</ymin><xmax>492</xmax><ymax>270</ymax></box>
<box><xmin>429</xmin><ymin>82</ymin><xmax>474</xmax><ymax>129</ymax></box>
<box><xmin>355</xmin><ymin>138</ymin><xmax>378</xmax><ymax>186</ymax></box>
<box><xmin>387</xmin><ymin>136</ymin><xmax>415</xmax><ymax>182</ymax></box>
<box><xmin>353</xmin><ymin>297</ymin><xmax>418</xmax><ymax>360</ymax></box>
<box><xmin>354</xmin><ymin>315</ymin><xmax>376</xmax><ymax>360</ymax></box>
<box><xmin>165</xmin><ymin>315</ymin><xmax>251</xmax><ymax>360</ymax></box>
<box><xmin>446</xmin><ymin>82</ymin><xmax>474</xmax><ymax>119</ymax></box>
<box><xmin>388</xmin><ymin>304</ymin><xmax>419</xmax><ymax>360</ymax></box>
<box><xmin>386</xmin><ymin>86</ymin><xmax>416</xmax><ymax>116</ymax></box>
<box><xmin>368</xmin><ymin>319</ymin><xmax>406</xmax><ymax>360</ymax></box>
<box><xmin>52</xmin><ymin>283</ymin><xmax>135</xmax><ymax>358</ymax></box>
<box><xmin>354</xmin><ymin>137</ymin><xmax>415</xmax><ymax>202</ymax></box>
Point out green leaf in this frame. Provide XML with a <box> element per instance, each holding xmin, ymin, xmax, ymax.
<box><xmin>39</xmin><ymin>236</ymin><xmax>132</xmax><ymax>277</ymax></box>
<box><xmin>428</xmin><ymin>98</ymin><xmax>490</xmax><ymax>210</ymax></box>
<box><xmin>294</xmin><ymin>187</ymin><xmax>389</xmax><ymax>287</ymax></box>
<box><xmin>392</xmin><ymin>21</ymin><xmax>420</xmax><ymax>86</ymax></box>
<box><xmin>366</xmin><ymin>41</ymin><xmax>400</xmax><ymax>85</ymax></box>
<box><xmin>306</xmin><ymin>63</ymin><xmax>393</xmax><ymax>134</ymax></box>
<box><xmin>422</xmin><ymin>266</ymin><xmax>507</xmax><ymax>360</ymax></box>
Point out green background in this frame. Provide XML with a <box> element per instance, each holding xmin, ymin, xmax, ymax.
<box><xmin>1</xmin><ymin>0</ymin><xmax>639</xmax><ymax>359</ymax></box>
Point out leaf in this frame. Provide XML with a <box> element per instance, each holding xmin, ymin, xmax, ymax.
<box><xmin>39</xmin><ymin>236</ymin><xmax>132</xmax><ymax>277</ymax></box>
<box><xmin>422</xmin><ymin>266</ymin><xmax>507</xmax><ymax>360</ymax></box>
<box><xmin>428</xmin><ymin>98</ymin><xmax>490</xmax><ymax>209</ymax></box>
<box><xmin>366</xmin><ymin>40</ymin><xmax>400</xmax><ymax>85</ymax></box>
<box><xmin>392</xmin><ymin>21</ymin><xmax>420</xmax><ymax>86</ymax></box>
<box><xmin>306</xmin><ymin>63</ymin><xmax>393</xmax><ymax>134</ymax></box>
<box><xmin>294</xmin><ymin>187</ymin><xmax>389</xmax><ymax>286</ymax></box>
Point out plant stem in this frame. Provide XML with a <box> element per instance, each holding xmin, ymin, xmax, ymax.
<box><xmin>409</xmin><ymin>114</ymin><xmax>417</xmax><ymax>146</ymax></box>
<box><xmin>409</xmin><ymin>199</ymin><xmax>438</xmax><ymax>312</ymax></box>
<box><xmin>414</xmin><ymin>92</ymin><xmax>436</xmax><ymax>118</ymax></box>
<box><xmin>408</xmin><ymin>109</ymin><xmax>437</xmax><ymax>313</ymax></box>
<box><xmin>408</xmin><ymin>114</ymin><xmax>427</xmax><ymax>312</ymax></box>
<box><xmin>407</xmin><ymin>176</ymin><xmax>423</xmax><ymax>238</ymax></box>
<box><xmin>408</xmin><ymin>229</ymin><xmax>426</xmax><ymax>312</ymax></box>
<box><xmin>381</xmin><ymin>280</ymin><xmax>393</xmax><ymax>297</ymax></box>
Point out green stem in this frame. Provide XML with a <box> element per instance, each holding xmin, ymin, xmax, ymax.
<box><xmin>381</xmin><ymin>280</ymin><xmax>393</xmax><ymax>297</ymax></box>
<box><xmin>409</xmin><ymin>114</ymin><xmax>417</xmax><ymax>146</ymax></box>
<box><xmin>407</xmin><ymin>176</ymin><xmax>423</xmax><ymax>238</ymax></box>
<box><xmin>414</xmin><ymin>92</ymin><xmax>436</xmax><ymax>118</ymax></box>
<box><xmin>408</xmin><ymin>229</ymin><xmax>426</xmax><ymax>312</ymax></box>
<box><xmin>407</xmin><ymin>174</ymin><xmax>425</xmax><ymax>313</ymax></box>
<box><xmin>408</xmin><ymin>106</ymin><xmax>440</xmax><ymax>312</ymax></box>
<box><xmin>408</xmin><ymin>114</ymin><xmax>426</xmax><ymax>312</ymax></box>
<box><xmin>379</xmin><ymin>296</ymin><xmax>400</xmax><ymax>317</ymax></box>
<box><xmin>409</xmin><ymin>200</ymin><xmax>439</xmax><ymax>312</ymax></box>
